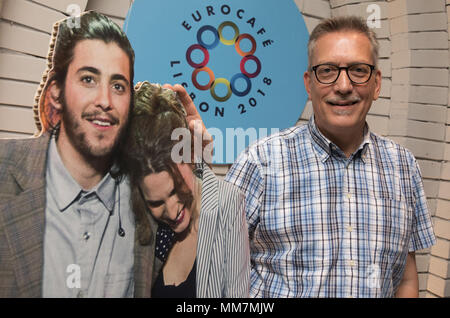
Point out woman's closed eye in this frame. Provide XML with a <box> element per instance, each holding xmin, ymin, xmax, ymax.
<box><xmin>146</xmin><ymin>188</ymin><xmax>177</xmax><ymax>208</ymax></box>
<box><xmin>147</xmin><ymin>200</ymin><xmax>163</xmax><ymax>208</ymax></box>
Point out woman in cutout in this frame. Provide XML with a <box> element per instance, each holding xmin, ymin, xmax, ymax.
<box><xmin>119</xmin><ymin>81</ymin><xmax>250</xmax><ymax>298</ymax></box>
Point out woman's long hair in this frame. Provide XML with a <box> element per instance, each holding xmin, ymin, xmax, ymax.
<box><xmin>118</xmin><ymin>81</ymin><xmax>198</xmax><ymax>245</ymax></box>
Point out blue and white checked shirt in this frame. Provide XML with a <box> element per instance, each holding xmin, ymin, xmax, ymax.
<box><xmin>225</xmin><ymin>116</ymin><xmax>435</xmax><ymax>298</ymax></box>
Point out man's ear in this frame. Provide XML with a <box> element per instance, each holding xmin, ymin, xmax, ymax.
<box><xmin>373</xmin><ymin>69</ymin><xmax>382</xmax><ymax>101</ymax></box>
<box><xmin>46</xmin><ymin>80</ymin><xmax>63</xmax><ymax>111</ymax></box>
<box><xmin>303</xmin><ymin>71</ymin><xmax>312</xmax><ymax>100</ymax></box>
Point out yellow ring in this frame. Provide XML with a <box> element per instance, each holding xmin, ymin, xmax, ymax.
<box><xmin>218</xmin><ymin>21</ymin><xmax>240</xmax><ymax>45</ymax></box>
<box><xmin>210</xmin><ymin>78</ymin><xmax>232</xmax><ymax>102</ymax></box>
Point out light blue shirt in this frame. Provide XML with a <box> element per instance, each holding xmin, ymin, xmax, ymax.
<box><xmin>226</xmin><ymin>116</ymin><xmax>435</xmax><ymax>298</ymax></box>
<box><xmin>43</xmin><ymin>137</ymin><xmax>135</xmax><ymax>297</ymax></box>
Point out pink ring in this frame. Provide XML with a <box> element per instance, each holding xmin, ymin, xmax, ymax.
<box><xmin>186</xmin><ymin>44</ymin><xmax>209</xmax><ymax>68</ymax></box>
<box><xmin>240</xmin><ymin>55</ymin><xmax>261</xmax><ymax>78</ymax></box>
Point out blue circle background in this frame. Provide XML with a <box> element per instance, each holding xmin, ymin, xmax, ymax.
<box><xmin>124</xmin><ymin>0</ymin><xmax>309</xmax><ymax>163</ymax></box>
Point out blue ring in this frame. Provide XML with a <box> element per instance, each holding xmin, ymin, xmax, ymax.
<box><xmin>230</xmin><ymin>73</ymin><xmax>251</xmax><ymax>97</ymax></box>
<box><xmin>197</xmin><ymin>25</ymin><xmax>219</xmax><ymax>49</ymax></box>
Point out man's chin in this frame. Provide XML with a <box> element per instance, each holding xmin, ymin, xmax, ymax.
<box><xmin>83</xmin><ymin>140</ymin><xmax>118</xmax><ymax>158</ymax></box>
<box><xmin>86</xmin><ymin>146</ymin><xmax>115</xmax><ymax>158</ymax></box>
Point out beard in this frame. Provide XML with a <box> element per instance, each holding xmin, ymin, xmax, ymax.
<box><xmin>58</xmin><ymin>92</ymin><xmax>129</xmax><ymax>163</ymax></box>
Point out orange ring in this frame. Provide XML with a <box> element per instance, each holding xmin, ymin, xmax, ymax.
<box><xmin>235</xmin><ymin>34</ymin><xmax>257</xmax><ymax>57</ymax></box>
<box><xmin>192</xmin><ymin>67</ymin><xmax>215</xmax><ymax>90</ymax></box>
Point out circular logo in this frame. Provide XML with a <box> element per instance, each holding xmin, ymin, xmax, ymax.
<box><xmin>186</xmin><ymin>21</ymin><xmax>261</xmax><ymax>102</ymax></box>
<box><xmin>125</xmin><ymin>0</ymin><xmax>309</xmax><ymax>163</ymax></box>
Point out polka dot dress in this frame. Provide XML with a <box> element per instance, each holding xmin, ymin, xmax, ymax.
<box><xmin>155</xmin><ymin>224</ymin><xmax>176</xmax><ymax>262</ymax></box>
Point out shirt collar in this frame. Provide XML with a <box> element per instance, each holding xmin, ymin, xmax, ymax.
<box><xmin>308</xmin><ymin>115</ymin><xmax>371</xmax><ymax>163</ymax></box>
<box><xmin>359</xmin><ymin>124</ymin><xmax>371</xmax><ymax>163</ymax></box>
<box><xmin>47</xmin><ymin>137</ymin><xmax>117</xmax><ymax>212</ymax></box>
<box><xmin>94</xmin><ymin>168</ymin><xmax>118</xmax><ymax>213</ymax></box>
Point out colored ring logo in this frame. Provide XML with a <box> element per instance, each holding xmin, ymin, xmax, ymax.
<box><xmin>197</xmin><ymin>25</ymin><xmax>219</xmax><ymax>49</ymax></box>
<box><xmin>191</xmin><ymin>67</ymin><xmax>215</xmax><ymax>90</ymax></box>
<box><xmin>235</xmin><ymin>33</ymin><xmax>256</xmax><ymax>56</ymax></box>
<box><xmin>230</xmin><ymin>73</ymin><xmax>251</xmax><ymax>97</ymax></box>
<box><xmin>210</xmin><ymin>78</ymin><xmax>232</xmax><ymax>102</ymax></box>
<box><xmin>217</xmin><ymin>21</ymin><xmax>240</xmax><ymax>45</ymax></box>
<box><xmin>240</xmin><ymin>55</ymin><xmax>261</xmax><ymax>78</ymax></box>
<box><xmin>186</xmin><ymin>21</ymin><xmax>262</xmax><ymax>102</ymax></box>
<box><xmin>186</xmin><ymin>44</ymin><xmax>209</xmax><ymax>68</ymax></box>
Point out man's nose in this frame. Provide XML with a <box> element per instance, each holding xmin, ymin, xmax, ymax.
<box><xmin>334</xmin><ymin>69</ymin><xmax>354</xmax><ymax>95</ymax></box>
<box><xmin>95</xmin><ymin>83</ymin><xmax>112</xmax><ymax>111</ymax></box>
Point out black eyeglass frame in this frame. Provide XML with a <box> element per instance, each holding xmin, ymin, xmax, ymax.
<box><xmin>311</xmin><ymin>63</ymin><xmax>376</xmax><ymax>84</ymax></box>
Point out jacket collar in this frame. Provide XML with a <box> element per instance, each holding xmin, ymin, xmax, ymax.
<box><xmin>12</xmin><ymin>133</ymin><xmax>50</xmax><ymax>191</ymax></box>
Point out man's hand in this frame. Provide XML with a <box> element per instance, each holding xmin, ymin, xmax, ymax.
<box><xmin>162</xmin><ymin>84</ymin><xmax>213</xmax><ymax>164</ymax></box>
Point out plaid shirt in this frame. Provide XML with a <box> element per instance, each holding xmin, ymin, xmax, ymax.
<box><xmin>225</xmin><ymin>116</ymin><xmax>435</xmax><ymax>298</ymax></box>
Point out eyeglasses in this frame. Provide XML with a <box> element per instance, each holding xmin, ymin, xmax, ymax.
<box><xmin>311</xmin><ymin>63</ymin><xmax>375</xmax><ymax>84</ymax></box>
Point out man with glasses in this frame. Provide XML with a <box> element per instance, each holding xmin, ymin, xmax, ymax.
<box><xmin>225</xmin><ymin>16</ymin><xmax>435</xmax><ymax>297</ymax></box>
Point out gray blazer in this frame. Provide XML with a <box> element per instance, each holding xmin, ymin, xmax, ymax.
<box><xmin>196</xmin><ymin>166</ymin><xmax>250</xmax><ymax>298</ymax></box>
<box><xmin>0</xmin><ymin>134</ymin><xmax>162</xmax><ymax>297</ymax></box>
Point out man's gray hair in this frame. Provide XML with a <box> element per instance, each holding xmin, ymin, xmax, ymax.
<box><xmin>307</xmin><ymin>15</ymin><xmax>379</xmax><ymax>69</ymax></box>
